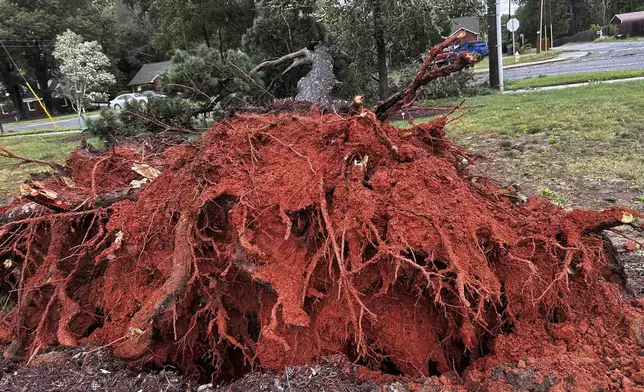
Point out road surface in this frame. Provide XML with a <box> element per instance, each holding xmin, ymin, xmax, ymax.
<box><xmin>503</xmin><ymin>40</ymin><xmax>644</xmax><ymax>80</ymax></box>
<box><xmin>2</xmin><ymin>114</ymin><xmax>99</xmax><ymax>133</ymax></box>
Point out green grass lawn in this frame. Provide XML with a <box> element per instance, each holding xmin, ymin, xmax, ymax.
<box><xmin>397</xmin><ymin>81</ymin><xmax>644</xmax><ymax>209</ymax></box>
<box><xmin>0</xmin><ymin>134</ymin><xmax>99</xmax><ymax>203</ymax></box>
<box><xmin>505</xmin><ymin>69</ymin><xmax>644</xmax><ymax>90</ymax></box>
<box><xmin>474</xmin><ymin>50</ymin><xmax>561</xmax><ymax>70</ymax></box>
<box><xmin>591</xmin><ymin>36</ymin><xmax>644</xmax><ymax>43</ymax></box>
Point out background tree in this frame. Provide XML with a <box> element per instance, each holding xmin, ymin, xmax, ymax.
<box><xmin>0</xmin><ymin>0</ymin><xmax>99</xmax><ymax>112</ymax></box>
<box><xmin>323</xmin><ymin>0</ymin><xmax>444</xmax><ymax>101</ymax></box>
<box><xmin>242</xmin><ymin>0</ymin><xmax>327</xmax><ymax>98</ymax></box>
<box><xmin>121</xmin><ymin>0</ymin><xmax>255</xmax><ymax>55</ymax></box>
<box><xmin>52</xmin><ymin>30</ymin><xmax>116</xmax><ymax>128</ymax></box>
<box><xmin>159</xmin><ymin>44</ymin><xmax>264</xmax><ymax>123</ymax></box>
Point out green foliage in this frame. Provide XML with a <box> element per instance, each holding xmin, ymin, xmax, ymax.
<box><xmin>323</xmin><ymin>0</ymin><xmax>443</xmax><ymax>99</ymax></box>
<box><xmin>242</xmin><ymin>0</ymin><xmax>327</xmax><ymax>98</ymax></box>
<box><xmin>159</xmin><ymin>45</ymin><xmax>264</xmax><ymax>110</ymax></box>
<box><xmin>244</xmin><ymin>0</ymin><xmax>325</xmax><ymax>58</ymax></box>
<box><xmin>539</xmin><ymin>188</ymin><xmax>568</xmax><ymax>206</ymax></box>
<box><xmin>515</xmin><ymin>0</ymin><xmax>641</xmax><ymax>44</ymax></box>
<box><xmin>88</xmin><ymin>45</ymin><xmax>265</xmax><ymax>145</ymax></box>
<box><xmin>87</xmin><ymin>97</ymin><xmax>198</xmax><ymax>145</ymax></box>
<box><xmin>124</xmin><ymin>0</ymin><xmax>255</xmax><ymax>55</ymax></box>
<box><xmin>634</xmin><ymin>196</ymin><xmax>644</xmax><ymax>203</ymax></box>
<box><xmin>53</xmin><ymin>30</ymin><xmax>116</xmax><ymax>121</ymax></box>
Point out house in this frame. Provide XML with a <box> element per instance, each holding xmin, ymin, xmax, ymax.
<box><xmin>20</xmin><ymin>97</ymin><xmax>73</xmax><ymax>120</ymax></box>
<box><xmin>449</xmin><ymin>17</ymin><xmax>480</xmax><ymax>46</ymax></box>
<box><xmin>610</xmin><ymin>11</ymin><xmax>644</xmax><ymax>37</ymax></box>
<box><xmin>127</xmin><ymin>61</ymin><xmax>173</xmax><ymax>92</ymax></box>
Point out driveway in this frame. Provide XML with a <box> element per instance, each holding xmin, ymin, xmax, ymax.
<box><xmin>502</xmin><ymin>40</ymin><xmax>644</xmax><ymax>80</ymax></box>
<box><xmin>2</xmin><ymin>114</ymin><xmax>99</xmax><ymax>132</ymax></box>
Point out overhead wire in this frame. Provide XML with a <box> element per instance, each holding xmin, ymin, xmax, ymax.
<box><xmin>0</xmin><ymin>39</ymin><xmax>57</xmax><ymax>127</ymax></box>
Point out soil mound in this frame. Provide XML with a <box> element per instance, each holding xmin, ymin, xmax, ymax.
<box><xmin>1</xmin><ymin>35</ymin><xmax>644</xmax><ymax>390</ymax></box>
<box><xmin>0</xmin><ymin>109</ymin><xmax>643</xmax><ymax>390</ymax></box>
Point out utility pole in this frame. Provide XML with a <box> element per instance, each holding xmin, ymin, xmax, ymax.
<box><xmin>508</xmin><ymin>0</ymin><xmax>512</xmax><ymax>49</ymax></box>
<box><xmin>549</xmin><ymin>0</ymin><xmax>554</xmax><ymax>48</ymax></box>
<box><xmin>496</xmin><ymin>0</ymin><xmax>504</xmax><ymax>90</ymax></box>
<box><xmin>538</xmin><ymin>0</ymin><xmax>544</xmax><ymax>52</ymax></box>
<box><xmin>487</xmin><ymin>0</ymin><xmax>500</xmax><ymax>88</ymax></box>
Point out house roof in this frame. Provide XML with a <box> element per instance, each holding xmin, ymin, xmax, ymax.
<box><xmin>127</xmin><ymin>61</ymin><xmax>172</xmax><ymax>87</ymax></box>
<box><xmin>610</xmin><ymin>11</ymin><xmax>644</xmax><ymax>24</ymax></box>
<box><xmin>450</xmin><ymin>17</ymin><xmax>480</xmax><ymax>36</ymax></box>
<box><xmin>449</xmin><ymin>27</ymin><xmax>479</xmax><ymax>38</ymax></box>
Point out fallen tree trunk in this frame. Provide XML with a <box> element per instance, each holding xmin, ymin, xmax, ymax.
<box><xmin>253</xmin><ymin>45</ymin><xmax>339</xmax><ymax>108</ymax></box>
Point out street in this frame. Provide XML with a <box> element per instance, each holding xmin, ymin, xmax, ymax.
<box><xmin>3</xmin><ymin>114</ymin><xmax>99</xmax><ymax>132</ymax></box>
<box><xmin>503</xmin><ymin>40</ymin><xmax>644</xmax><ymax>80</ymax></box>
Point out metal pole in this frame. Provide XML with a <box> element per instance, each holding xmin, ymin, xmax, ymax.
<box><xmin>509</xmin><ymin>0</ymin><xmax>516</xmax><ymax>60</ymax></box>
<box><xmin>496</xmin><ymin>0</ymin><xmax>504</xmax><ymax>91</ymax></box>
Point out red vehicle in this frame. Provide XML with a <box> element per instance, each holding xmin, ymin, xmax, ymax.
<box><xmin>436</xmin><ymin>49</ymin><xmax>459</xmax><ymax>65</ymax></box>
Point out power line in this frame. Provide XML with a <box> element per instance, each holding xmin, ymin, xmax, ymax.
<box><xmin>0</xmin><ymin>39</ymin><xmax>57</xmax><ymax>127</ymax></box>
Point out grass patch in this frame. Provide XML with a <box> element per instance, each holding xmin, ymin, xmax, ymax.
<box><xmin>505</xmin><ymin>69</ymin><xmax>644</xmax><ymax>90</ymax></box>
<box><xmin>474</xmin><ymin>51</ymin><xmax>562</xmax><ymax>70</ymax></box>
<box><xmin>0</xmin><ymin>134</ymin><xmax>101</xmax><ymax>203</ymax></box>
<box><xmin>398</xmin><ymin>81</ymin><xmax>644</xmax><ymax>208</ymax></box>
<box><xmin>539</xmin><ymin>188</ymin><xmax>569</xmax><ymax>207</ymax></box>
<box><xmin>592</xmin><ymin>36</ymin><xmax>644</xmax><ymax>43</ymax></box>
<box><xmin>0</xmin><ymin>127</ymin><xmax>77</xmax><ymax>138</ymax></box>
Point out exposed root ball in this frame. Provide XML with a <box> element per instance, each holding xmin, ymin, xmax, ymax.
<box><xmin>0</xmin><ymin>110</ymin><xmax>642</xmax><ymax>387</ymax></box>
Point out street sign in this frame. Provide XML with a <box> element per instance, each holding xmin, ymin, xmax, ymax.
<box><xmin>507</xmin><ymin>18</ymin><xmax>520</xmax><ymax>32</ymax></box>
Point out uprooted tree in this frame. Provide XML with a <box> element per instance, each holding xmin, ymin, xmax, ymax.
<box><xmin>0</xmin><ymin>34</ymin><xmax>643</xmax><ymax>389</ymax></box>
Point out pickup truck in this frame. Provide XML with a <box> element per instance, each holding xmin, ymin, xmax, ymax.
<box><xmin>455</xmin><ymin>40</ymin><xmax>489</xmax><ymax>59</ymax></box>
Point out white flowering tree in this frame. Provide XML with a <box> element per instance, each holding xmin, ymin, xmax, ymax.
<box><xmin>53</xmin><ymin>30</ymin><xmax>116</xmax><ymax>129</ymax></box>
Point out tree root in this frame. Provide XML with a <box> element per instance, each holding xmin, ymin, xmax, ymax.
<box><xmin>114</xmin><ymin>209</ymin><xmax>195</xmax><ymax>359</ymax></box>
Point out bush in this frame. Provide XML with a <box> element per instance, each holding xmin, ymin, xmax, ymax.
<box><xmin>86</xmin><ymin>97</ymin><xmax>199</xmax><ymax>145</ymax></box>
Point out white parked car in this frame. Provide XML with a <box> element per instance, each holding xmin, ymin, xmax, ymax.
<box><xmin>109</xmin><ymin>93</ymin><xmax>148</xmax><ymax>110</ymax></box>
<box><xmin>142</xmin><ymin>91</ymin><xmax>167</xmax><ymax>99</ymax></box>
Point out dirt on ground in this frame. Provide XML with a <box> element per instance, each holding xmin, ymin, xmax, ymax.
<box><xmin>458</xmin><ymin>132</ymin><xmax>644</xmax><ymax>213</ymax></box>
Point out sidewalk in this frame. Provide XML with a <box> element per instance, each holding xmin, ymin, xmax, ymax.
<box><xmin>473</xmin><ymin>51</ymin><xmax>588</xmax><ymax>74</ymax></box>
<box><xmin>0</xmin><ymin>129</ymin><xmax>82</xmax><ymax>138</ymax></box>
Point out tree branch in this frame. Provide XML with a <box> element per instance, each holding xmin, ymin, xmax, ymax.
<box><xmin>374</xmin><ymin>32</ymin><xmax>476</xmax><ymax>122</ymax></box>
<box><xmin>251</xmin><ymin>49</ymin><xmax>308</xmax><ymax>74</ymax></box>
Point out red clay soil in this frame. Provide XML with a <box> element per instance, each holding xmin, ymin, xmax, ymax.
<box><xmin>0</xmin><ymin>108</ymin><xmax>643</xmax><ymax>391</ymax></box>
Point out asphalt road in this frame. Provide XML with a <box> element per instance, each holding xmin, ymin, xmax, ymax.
<box><xmin>3</xmin><ymin>114</ymin><xmax>99</xmax><ymax>132</ymax></box>
<box><xmin>503</xmin><ymin>40</ymin><xmax>644</xmax><ymax>80</ymax></box>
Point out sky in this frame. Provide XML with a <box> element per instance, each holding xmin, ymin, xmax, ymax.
<box><xmin>499</xmin><ymin>1</ymin><xmax>520</xmax><ymax>16</ymax></box>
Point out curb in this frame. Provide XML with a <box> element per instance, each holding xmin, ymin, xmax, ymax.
<box><xmin>0</xmin><ymin>130</ymin><xmax>82</xmax><ymax>138</ymax></box>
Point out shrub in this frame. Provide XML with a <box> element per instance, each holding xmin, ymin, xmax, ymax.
<box><xmin>86</xmin><ymin>97</ymin><xmax>199</xmax><ymax>145</ymax></box>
